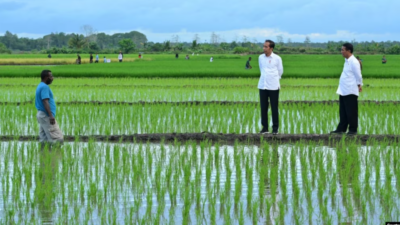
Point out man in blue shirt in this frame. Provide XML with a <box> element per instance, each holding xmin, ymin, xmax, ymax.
<box><xmin>35</xmin><ymin>70</ymin><xmax>63</xmax><ymax>148</ymax></box>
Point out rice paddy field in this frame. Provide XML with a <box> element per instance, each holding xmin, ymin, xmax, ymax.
<box><xmin>0</xmin><ymin>54</ymin><xmax>400</xmax><ymax>78</ymax></box>
<box><xmin>0</xmin><ymin>54</ymin><xmax>400</xmax><ymax>224</ymax></box>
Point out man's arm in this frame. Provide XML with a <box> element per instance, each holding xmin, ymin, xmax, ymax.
<box><xmin>278</xmin><ymin>57</ymin><xmax>283</xmax><ymax>79</ymax></box>
<box><xmin>42</xmin><ymin>99</ymin><xmax>55</xmax><ymax>125</ymax></box>
<box><xmin>351</xmin><ymin>59</ymin><xmax>363</xmax><ymax>92</ymax></box>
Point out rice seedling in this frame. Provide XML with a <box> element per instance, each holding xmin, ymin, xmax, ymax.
<box><xmin>1</xmin><ymin>54</ymin><xmax>400</xmax><ymax>78</ymax></box>
<box><xmin>1</xmin><ymin>102</ymin><xmax>398</xmax><ymax>136</ymax></box>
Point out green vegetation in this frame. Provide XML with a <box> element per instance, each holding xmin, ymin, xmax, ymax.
<box><xmin>0</xmin><ymin>54</ymin><xmax>399</xmax><ymax>78</ymax></box>
<box><xmin>1</xmin><ymin>78</ymin><xmax>399</xmax><ymax>102</ymax></box>
<box><xmin>1</xmin><ymin>140</ymin><xmax>399</xmax><ymax>224</ymax></box>
<box><xmin>0</xmin><ymin>102</ymin><xmax>398</xmax><ymax>135</ymax></box>
<box><xmin>0</xmin><ymin>53</ymin><xmax>399</xmax><ymax>224</ymax></box>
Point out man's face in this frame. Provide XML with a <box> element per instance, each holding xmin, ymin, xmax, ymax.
<box><xmin>45</xmin><ymin>72</ymin><xmax>54</xmax><ymax>85</ymax></box>
<box><xmin>341</xmin><ymin>46</ymin><xmax>350</xmax><ymax>58</ymax></box>
<box><xmin>263</xmin><ymin>42</ymin><xmax>273</xmax><ymax>55</ymax></box>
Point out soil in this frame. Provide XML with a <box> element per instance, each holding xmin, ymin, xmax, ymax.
<box><xmin>2</xmin><ymin>100</ymin><xmax>400</xmax><ymax>106</ymax></box>
<box><xmin>1</xmin><ymin>133</ymin><xmax>399</xmax><ymax>145</ymax></box>
<box><xmin>0</xmin><ymin>84</ymin><xmax>395</xmax><ymax>88</ymax></box>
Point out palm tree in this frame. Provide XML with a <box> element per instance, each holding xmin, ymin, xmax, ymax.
<box><xmin>68</xmin><ymin>34</ymin><xmax>87</xmax><ymax>49</ymax></box>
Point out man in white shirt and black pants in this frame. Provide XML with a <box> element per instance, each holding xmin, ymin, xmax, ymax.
<box><xmin>331</xmin><ymin>43</ymin><xmax>363</xmax><ymax>136</ymax></box>
<box><xmin>258</xmin><ymin>40</ymin><xmax>283</xmax><ymax>135</ymax></box>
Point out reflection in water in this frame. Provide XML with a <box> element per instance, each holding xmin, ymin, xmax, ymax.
<box><xmin>0</xmin><ymin>141</ymin><xmax>399</xmax><ymax>224</ymax></box>
<box><xmin>35</xmin><ymin>143</ymin><xmax>62</xmax><ymax>224</ymax></box>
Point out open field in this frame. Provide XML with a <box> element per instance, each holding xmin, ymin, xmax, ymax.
<box><xmin>1</xmin><ymin>140</ymin><xmax>400</xmax><ymax>224</ymax></box>
<box><xmin>0</xmin><ymin>102</ymin><xmax>398</xmax><ymax>135</ymax></box>
<box><xmin>0</xmin><ymin>59</ymin><xmax>399</xmax><ymax>224</ymax></box>
<box><xmin>0</xmin><ymin>54</ymin><xmax>399</xmax><ymax>78</ymax></box>
<box><xmin>1</xmin><ymin>78</ymin><xmax>400</xmax><ymax>102</ymax></box>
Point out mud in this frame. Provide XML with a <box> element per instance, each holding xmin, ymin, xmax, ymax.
<box><xmin>1</xmin><ymin>133</ymin><xmax>399</xmax><ymax>145</ymax></box>
<box><xmin>2</xmin><ymin>100</ymin><xmax>400</xmax><ymax>106</ymax></box>
<box><xmin>0</xmin><ymin>84</ymin><xmax>395</xmax><ymax>88</ymax></box>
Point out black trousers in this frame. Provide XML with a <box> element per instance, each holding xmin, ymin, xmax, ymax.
<box><xmin>259</xmin><ymin>89</ymin><xmax>279</xmax><ymax>132</ymax></box>
<box><xmin>336</xmin><ymin>95</ymin><xmax>358</xmax><ymax>132</ymax></box>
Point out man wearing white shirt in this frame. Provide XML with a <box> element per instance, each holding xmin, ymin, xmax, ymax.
<box><xmin>258</xmin><ymin>40</ymin><xmax>283</xmax><ymax>135</ymax></box>
<box><xmin>331</xmin><ymin>43</ymin><xmax>363</xmax><ymax>136</ymax></box>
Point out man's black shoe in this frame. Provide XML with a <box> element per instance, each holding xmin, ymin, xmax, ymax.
<box><xmin>346</xmin><ymin>131</ymin><xmax>357</xmax><ymax>136</ymax></box>
<box><xmin>260</xmin><ymin>128</ymin><xmax>269</xmax><ymax>134</ymax></box>
<box><xmin>272</xmin><ymin>131</ymin><xmax>278</xmax><ymax>135</ymax></box>
<box><xmin>330</xmin><ymin>130</ymin><xmax>344</xmax><ymax>134</ymax></box>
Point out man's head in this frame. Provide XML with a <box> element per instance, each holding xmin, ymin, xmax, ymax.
<box><xmin>41</xmin><ymin>70</ymin><xmax>53</xmax><ymax>85</ymax></box>
<box><xmin>341</xmin><ymin>43</ymin><xmax>353</xmax><ymax>58</ymax></box>
<box><xmin>248</xmin><ymin>57</ymin><xmax>252</xmax><ymax>61</ymax></box>
<box><xmin>263</xmin><ymin>40</ymin><xmax>275</xmax><ymax>56</ymax></box>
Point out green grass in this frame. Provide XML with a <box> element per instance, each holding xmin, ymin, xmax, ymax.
<box><xmin>1</xmin><ymin>78</ymin><xmax>399</xmax><ymax>102</ymax></box>
<box><xmin>0</xmin><ymin>54</ymin><xmax>399</xmax><ymax>78</ymax></box>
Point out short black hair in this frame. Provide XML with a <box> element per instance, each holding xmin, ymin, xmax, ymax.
<box><xmin>249</xmin><ymin>57</ymin><xmax>252</xmax><ymax>60</ymax></box>
<box><xmin>265</xmin><ymin>40</ymin><xmax>275</xmax><ymax>49</ymax></box>
<box><xmin>41</xmin><ymin>70</ymin><xmax>51</xmax><ymax>80</ymax></box>
<box><xmin>342</xmin><ymin>43</ymin><xmax>353</xmax><ymax>53</ymax></box>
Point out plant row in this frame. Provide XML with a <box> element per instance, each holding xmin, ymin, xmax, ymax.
<box><xmin>0</xmin><ymin>103</ymin><xmax>398</xmax><ymax>136</ymax></box>
<box><xmin>0</xmin><ymin>140</ymin><xmax>399</xmax><ymax>224</ymax></box>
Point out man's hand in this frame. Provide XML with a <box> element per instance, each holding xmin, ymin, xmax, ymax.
<box><xmin>49</xmin><ymin>116</ymin><xmax>55</xmax><ymax>125</ymax></box>
<box><xmin>358</xmin><ymin>85</ymin><xmax>362</xmax><ymax>92</ymax></box>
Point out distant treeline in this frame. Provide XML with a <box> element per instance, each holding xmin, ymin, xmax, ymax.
<box><xmin>1</xmin><ymin>30</ymin><xmax>400</xmax><ymax>54</ymax></box>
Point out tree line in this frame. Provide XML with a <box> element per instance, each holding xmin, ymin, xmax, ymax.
<box><xmin>1</xmin><ymin>31</ymin><xmax>400</xmax><ymax>54</ymax></box>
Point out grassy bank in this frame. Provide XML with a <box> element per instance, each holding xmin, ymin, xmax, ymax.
<box><xmin>0</xmin><ymin>54</ymin><xmax>399</xmax><ymax>78</ymax></box>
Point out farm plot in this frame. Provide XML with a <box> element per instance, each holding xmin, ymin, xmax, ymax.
<box><xmin>0</xmin><ymin>102</ymin><xmax>398</xmax><ymax>136</ymax></box>
<box><xmin>1</xmin><ymin>78</ymin><xmax>400</xmax><ymax>103</ymax></box>
<box><xmin>0</xmin><ymin>74</ymin><xmax>399</xmax><ymax>224</ymax></box>
<box><xmin>1</xmin><ymin>54</ymin><xmax>400</xmax><ymax>78</ymax></box>
<box><xmin>1</xmin><ymin>140</ymin><xmax>399</xmax><ymax>224</ymax></box>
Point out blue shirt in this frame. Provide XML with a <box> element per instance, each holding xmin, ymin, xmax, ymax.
<box><xmin>35</xmin><ymin>82</ymin><xmax>56</xmax><ymax>117</ymax></box>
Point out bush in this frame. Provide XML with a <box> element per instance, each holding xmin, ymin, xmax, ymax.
<box><xmin>233</xmin><ymin>47</ymin><xmax>249</xmax><ymax>54</ymax></box>
<box><xmin>0</xmin><ymin>43</ymin><xmax>11</xmax><ymax>54</ymax></box>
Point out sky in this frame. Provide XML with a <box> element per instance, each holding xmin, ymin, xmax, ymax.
<box><xmin>0</xmin><ymin>0</ymin><xmax>399</xmax><ymax>43</ymax></box>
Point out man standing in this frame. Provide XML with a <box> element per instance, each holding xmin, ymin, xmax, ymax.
<box><xmin>35</xmin><ymin>70</ymin><xmax>64</xmax><ymax>149</ymax></box>
<box><xmin>118</xmin><ymin>51</ymin><xmax>123</xmax><ymax>62</ymax></box>
<box><xmin>245</xmin><ymin>57</ymin><xmax>252</xmax><ymax>69</ymax></box>
<box><xmin>330</xmin><ymin>43</ymin><xmax>363</xmax><ymax>136</ymax></box>
<box><xmin>90</xmin><ymin>54</ymin><xmax>93</xmax><ymax>63</ymax></box>
<box><xmin>258</xmin><ymin>40</ymin><xmax>283</xmax><ymax>135</ymax></box>
<box><xmin>95</xmin><ymin>54</ymin><xmax>99</xmax><ymax>63</ymax></box>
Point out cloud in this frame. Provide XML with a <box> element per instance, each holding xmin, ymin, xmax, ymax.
<box><xmin>0</xmin><ymin>0</ymin><xmax>399</xmax><ymax>42</ymax></box>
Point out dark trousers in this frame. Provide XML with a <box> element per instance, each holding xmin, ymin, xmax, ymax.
<box><xmin>336</xmin><ymin>95</ymin><xmax>358</xmax><ymax>132</ymax></box>
<box><xmin>259</xmin><ymin>89</ymin><xmax>279</xmax><ymax>132</ymax></box>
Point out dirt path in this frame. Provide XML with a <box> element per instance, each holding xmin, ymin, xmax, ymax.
<box><xmin>1</xmin><ymin>133</ymin><xmax>399</xmax><ymax>145</ymax></box>
<box><xmin>2</xmin><ymin>100</ymin><xmax>400</xmax><ymax>106</ymax></box>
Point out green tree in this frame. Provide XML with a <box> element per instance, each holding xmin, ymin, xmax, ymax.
<box><xmin>192</xmin><ymin>40</ymin><xmax>197</xmax><ymax>49</ymax></box>
<box><xmin>219</xmin><ymin>42</ymin><xmax>230</xmax><ymax>50</ymax></box>
<box><xmin>233</xmin><ymin>47</ymin><xmax>249</xmax><ymax>54</ymax></box>
<box><xmin>163</xmin><ymin>41</ymin><xmax>171</xmax><ymax>51</ymax></box>
<box><xmin>68</xmin><ymin>34</ymin><xmax>86</xmax><ymax>49</ymax></box>
<box><xmin>386</xmin><ymin>45</ymin><xmax>400</xmax><ymax>54</ymax></box>
<box><xmin>0</xmin><ymin>42</ymin><xmax>11</xmax><ymax>53</ymax></box>
<box><xmin>88</xmin><ymin>42</ymin><xmax>100</xmax><ymax>51</ymax></box>
<box><xmin>118</xmin><ymin>39</ymin><xmax>136</xmax><ymax>53</ymax></box>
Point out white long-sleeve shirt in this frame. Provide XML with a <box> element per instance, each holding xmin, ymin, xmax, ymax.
<box><xmin>118</xmin><ymin>54</ymin><xmax>123</xmax><ymax>60</ymax></box>
<box><xmin>336</xmin><ymin>55</ymin><xmax>363</xmax><ymax>96</ymax></box>
<box><xmin>257</xmin><ymin>52</ymin><xmax>283</xmax><ymax>90</ymax></box>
